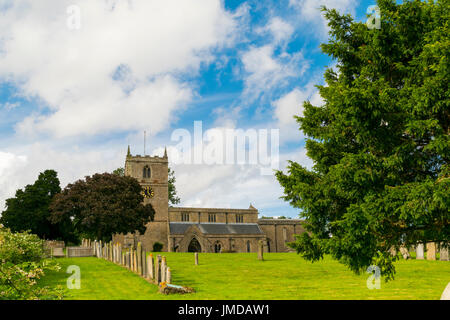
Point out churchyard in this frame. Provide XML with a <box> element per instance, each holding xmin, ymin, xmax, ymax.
<box><xmin>38</xmin><ymin>247</ymin><xmax>450</xmax><ymax>300</ymax></box>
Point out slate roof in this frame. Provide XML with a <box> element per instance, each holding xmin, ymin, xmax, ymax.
<box><xmin>169</xmin><ymin>222</ymin><xmax>264</xmax><ymax>235</ymax></box>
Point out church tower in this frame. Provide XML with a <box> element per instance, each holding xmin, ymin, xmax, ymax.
<box><xmin>124</xmin><ymin>146</ymin><xmax>169</xmax><ymax>251</ymax></box>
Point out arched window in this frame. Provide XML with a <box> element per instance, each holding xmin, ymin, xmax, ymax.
<box><xmin>143</xmin><ymin>166</ymin><xmax>151</xmax><ymax>178</ymax></box>
<box><xmin>214</xmin><ymin>242</ymin><xmax>221</xmax><ymax>253</ymax></box>
<box><xmin>246</xmin><ymin>241</ymin><xmax>251</xmax><ymax>253</ymax></box>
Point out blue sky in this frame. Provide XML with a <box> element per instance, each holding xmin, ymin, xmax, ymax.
<box><xmin>0</xmin><ymin>0</ymin><xmax>379</xmax><ymax>218</ymax></box>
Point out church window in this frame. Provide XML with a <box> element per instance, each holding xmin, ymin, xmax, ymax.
<box><xmin>182</xmin><ymin>212</ymin><xmax>190</xmax><ymax>222</ymax></box>
<box><xmin>236</xmin><ymin>214</ymin><xmax>244</xmax><ymax>223</ymax></box>
<box><xmin>143</xmin><ymin>166</ymin><xmax>151</xmax><ymax>178</ymax></box>
<box><xmin>214</xmin><ymin>242</ymin><xmax>221</xmax><ymax>253</ymax></box>
<box><xmin>208</xmin><ymin>214</ymin><xmax>216</xmax><ymax>223</ymax></box>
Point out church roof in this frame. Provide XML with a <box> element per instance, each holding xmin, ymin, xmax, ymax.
<box><xmin>169</xmin><ymin>222</ymin><xmax>264</xmax><ymax>235</ymax></box>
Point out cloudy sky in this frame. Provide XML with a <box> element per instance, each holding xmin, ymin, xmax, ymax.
<box><xmin>0</xmin><ymin>0</ymin><xmax>377</xmax><ymax>218</ymax></box>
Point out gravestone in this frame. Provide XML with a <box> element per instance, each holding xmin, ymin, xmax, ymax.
<box><xmin>258</xmin><ymin>240</ymin><xmax>264</xmax><ymax>261</ymax></box>
<box><xmin>133</xmin><ymin>250</ymin><xmax>137</xmax><ymax>272</ymax></box>
<box><xmin>130</xmin><ymin>249</ymin><xmax>133</xmax><ymax>269</ymax></box>
<box><xmin>416</xmin><ymin>244</ymin><xmax>424</xmax><ymax>259</ymax></box>
<box><xmin>166</xmin><ymin>267</ymin><xmax>171</xmax><ymax>284</ymax></box>
<box><xmin>147</xmin><ymin>254</ymin><xmax>154</xmax><ymax>280</ymax></box>
<box><xmin>156</xmin><ymin>255</ymin><xmax>162</xmax><ymax>284</ymax></box>
<box><xmin>141</xmin><ymin>250</ymin><xmax>147</xmax><ymax>277</ymax></box>
<box><xmin>161</xmin><ymin>256</ymin><xmax>167</xmax><ymax>283</ymax></box>
<box><xmin>399</xmin><ymin>246</ymin><xmax>410</xmax><ymax>260</ymax></box>
<box><xmin>440</xmin><ymin>244</ymin><xmax>449</xmax><ymax>261</ymax></box>
<box><xmin>441</xmin><ymin>282</ymin><xmax>450</xmax><ymax>300</ymax></box>
<box><xmin>426</xmin><ymin>242</ymin><xmax>436</xmax><ymax>260</ymax></box>
<box><xmin>389</xmin><ymin>247</ymin><xmax>397</xmax><ymax>257</ymax></box>
<box><xmin>137</xmin><ymin>242</ymin><xmax>142</xmax><ymax>275</ymax></box>
<box><xmin>194</xmin><ymin>252</ymin><xmax>199</xmax><ymax>265</ymax></box>
<box><xmin>109</xmin><ymin>242</ymin><xmax>113</xmax><ymax>261</ymax></box>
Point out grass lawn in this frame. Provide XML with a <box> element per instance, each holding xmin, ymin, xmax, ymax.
<box><xmin>38</xmin><ymin>253</ymin><xmax>450</xmax><ymax>300</ymax></box>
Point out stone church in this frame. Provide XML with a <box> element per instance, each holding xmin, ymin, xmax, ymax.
<box><xmin>112</xmin><ymin>147</ymin><xmax>305</xmax><ymax>253</ymax></box>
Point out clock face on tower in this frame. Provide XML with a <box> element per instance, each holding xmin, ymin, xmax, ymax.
<box><xmin>141</xmin><ymin>186</ymin><xmax>154</xmax><ymax>199</ymax></box>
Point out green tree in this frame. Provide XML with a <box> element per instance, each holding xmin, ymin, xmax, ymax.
<box><xmin>0</xmin><ymin>170</ymin><xmax>69</xmax><ymax>241</ymax></box>
<box><xmin>49</xmin><ymin>173</ymin><xmax>155</xmax><ymax>242</ymax></box>
<box><xmin>168</xmin><ymin>167</ymin><xmax>181</xmax><ymax>205</ymax></box>
<box><xmin>276</xmin><ymin>0</ymin><xmax>449</xmax><ymax>280</ymax></box>
<box><xmin>112</xmin><ymin>167</ymin><xmax>125</xmax><ymax>176</ymax></box>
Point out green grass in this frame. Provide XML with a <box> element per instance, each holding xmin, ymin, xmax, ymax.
<box><xmin>38</xmin><ymin>253</ymin><xmax>450</xmax><ymax>300</ymax></box>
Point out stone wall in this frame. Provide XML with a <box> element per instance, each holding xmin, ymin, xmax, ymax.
<box><xmin>258</xmin><ymin>219</ymin><xmax>305</xmax><ymax>253</ymax></box>
<box><xmin>168</xmin><ymin>206</ymin><xmax>259</xmax><ymax>224</ymax></box>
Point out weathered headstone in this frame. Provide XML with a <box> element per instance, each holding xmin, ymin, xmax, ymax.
<box><xmin>389</xmin><ymin>247</ymin><xmax>397</xmax><ymax>257</ymax></box>
<box><xmin>156</xmin><ymin>255</ymin><xmax>162</xmax><ymax>284</ymax></box>
<box><xmin>441</xmin><ymin>282</ymin><xmax>450</xmax><ymax>300</ymax></box>
<box><xmin>194</xmin><ymin>252</ymin><xmax>199</xmax><ymax>265</ymax></box>
<box><xmin>440</xmin><ymin>244</ymin><xmax>449</xmax><ymax>261</ymax></box>
<box><xmin>416</xmin><ymin>243</ymin><xmax>424</xmax><ymax>259</ymax></box>
<box><xmin>137</xmin><ymin>242</ymin><xmax>142</xmax><ymax>275</ymax></box>
<box><xmin>258</xmin><ymin>240</ymin><xmax>264</xmax><ymax>261</ymax></box>
<box><xmin>399</xmin><ymin>246</ymin><xmax>410</xmax><ymax>260</ymax></box>
<box><xmin>109</xmin><ymin>242</ymin><xmax>113</xmax><ymax>261</ymax></box>
<box><xmin>141</xmin><ymin>250</ymin><xmax>147</xmax><ymax>277</ymax></box>
<box><xmin>166</xmin><ymin>267</ymin><xmax>171</xmax><ymax>284</ymax></box>
<box><xmin>147</xmin><ymin>254</ymin><xmax>154</xmax><ymax>280</ymax></box>
<box><xmin>161</xmin><ymin>256</ymin><xmax>167</xmax><ymax>283</ymax></box>
<box><xmin>426</xmin><ymin>242</ymin><xmax>436</xmax><ymax>260</ymax></box>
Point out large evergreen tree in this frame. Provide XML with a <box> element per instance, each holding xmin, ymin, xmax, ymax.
<box><xmin>49</xmin><ymin>173</ymin><xmax>155</xmax><ymax>242</ymax></box>
<box><xmin>0</xmin><ymin>170</ymin><xmax>69</xmax><ymax>241</ymax></box>
<box><xmin>276</xmin><ymin>0</ymin><xmax>449</xmax><ymax>279</ymax></box>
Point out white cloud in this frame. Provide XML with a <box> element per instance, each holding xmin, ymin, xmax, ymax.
<box><xmin>272</xmin><ymin>81</ymin><xmax>324</xmax><ymax>143</ymax></box>
<box><xmin>168</xmin><ymin>145</ymin><xmax>313</xmax><ymax>213</ymax></box>
<box><xmin>0</xmin><ymin>0</ymin><xmax>237</xmax><ymax>138</ymax></box>
<box><xmin>241</xmin><ymin>45</ymin><xmax>308</xmax><ymax>103</ymax></box>
<box><xmin>289</xmin><ymin>0</ymin><xmax>358</xmax><ymax>38</ymax></box>
<box><xmin>259</xmin><ymin>16</ymin><xmax>294</xmax><ymax>45</ymax></box>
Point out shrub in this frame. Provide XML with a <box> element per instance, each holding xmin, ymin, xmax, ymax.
<box><xmin>152</xmin><ymin>242</ymin><xmax>163</xmax><ymax>252</ymax></box>
<box><xmin>0</xmin><ymin>228</ymin><xmax>63</xmax><ymax>300</ymax></box>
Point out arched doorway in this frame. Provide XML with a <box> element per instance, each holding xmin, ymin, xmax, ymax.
<box><xmin>188</xmin><ymin>238</ymin><xmax>202</xmax><ymax>252</ymax></box>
